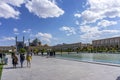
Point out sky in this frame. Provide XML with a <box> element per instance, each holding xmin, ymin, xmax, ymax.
<box><xmin>0</xmin><ymin>0</ymin><xmax>120</xmax><ymax>46</ymax></box>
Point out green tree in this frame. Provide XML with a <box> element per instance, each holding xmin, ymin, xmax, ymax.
<box><xmin>111</xmin><ymin>47</ymin><xmax>116</xmax><ymax>53</ymax></box>
<box><xmin>67</xmin><ymin>48</ymin><xmax>72</xmax><ymax>54</ymax></box>
<box><xmin>115</xmin><ymin>45</ymin><xmax>119</xmax><ymax>52</ymax></box>
<box><xmin>81</xmin><ymin>47</ymin><xmax>87</xmax><ymax>52</ymax></box>
<box><xmin>19</xmin><ymin>48</ymin><xmax>26</xmax><ymax>54</ymax></box>
<box><xmin>34</xmin><ymin>48</ymin><xmax>39</xmax><ymax>55</ymax></box>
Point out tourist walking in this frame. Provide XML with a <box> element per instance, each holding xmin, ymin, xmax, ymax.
<box><xmin>53</xmin><ymin>50</ymin><xmax>56</xmax><ymax>57</ymax></box>
<box><xmin>20</xmin><ymin>53</ymin><xmax>25</xmax><ymax>68</ymax></box>
<box><xmin>46</xmin><ymin>50</ymin><xmax>50</xmax><ymax>58</ymax></box>
<box><xmin>41</xmin><ymin>51</ymin><xmax>44</xmax><ymax>56</ymax></box>
<box><xmin>26</xmin><ymin>52</ymin><xmax>32</xmax><ymax>68</ymax></box>
<box><xmin>4</xmin><ymin>54</ymin><xmax>8</xmax><ymax>65</ymax></box>
<box><xmin>11</xmin><ymin>53</ymin><xmax>18</xmax><ymax>68</ymax></box>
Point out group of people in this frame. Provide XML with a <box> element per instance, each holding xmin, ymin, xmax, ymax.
<box><xmin>11</xmin><ymin>52</ymin><xmax>32</xmax><ymax>68</ymax></box>
<box><xmin>0</xmin><ymin>53</ymin><xmax>8</xmax><ymax>64</ymax></box>
<box><xmin>47</xmin><ymin>50</ymin><xmax>56</xmax><ymax>57</ymax></box>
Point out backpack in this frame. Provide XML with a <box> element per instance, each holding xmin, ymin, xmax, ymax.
<box><xmin>20</xmin><ymin>54</ymin><xmax>25</xmax><ymax>61</ymax></box>
<box><xmin>14</xmin><ymin>55</ymin><xmax>18</xmax><ymax>64</ymax></box>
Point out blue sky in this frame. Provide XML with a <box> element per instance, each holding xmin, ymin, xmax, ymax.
<box><xmin>0</xmin><ymin>0</ymin><xmax>120</xmax><ymax>46</ymax></box>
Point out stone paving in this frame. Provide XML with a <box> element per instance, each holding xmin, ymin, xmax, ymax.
<box><xmin>1</xmin><ymin>55</ymin><xmax>120</xmax><ymax>80</ymax></box>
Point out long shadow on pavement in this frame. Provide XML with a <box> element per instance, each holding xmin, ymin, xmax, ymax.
<box><xmin>3</xmin><ymin>66</ymin><xmax>26</xmax><ymax>69</ymax></box>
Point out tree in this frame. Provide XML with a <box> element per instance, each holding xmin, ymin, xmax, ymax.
<box><xmin>115</xmin><ymin>45</ymin><xmax>119</xmax><ymax>51</ymax></box>
<box><xmin>81</xmin><ymin>47</ymin><xmax>87</xmax><ymax>52</ymax></box>
<box><xmin>19</xmin><ymin>48</ymin><xmax>26</xmax><ymax>54</ymax></box>
<box><xmin>33</xmin><ymin>48</ymin><xmax>39</xmax><ymax>55</ymax></box>
<box><xmin>76</xmin><ymin>47</ymin><xmax>81</xmax><ymax>53</ymax></box>
<box><xmin>67</xmin><ymin>48</ymin><xmax>72</xmax><ymax>54</ymax></box>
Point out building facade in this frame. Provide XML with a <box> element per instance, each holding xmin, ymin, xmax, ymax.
<box><xmin>28</xmin><ymin>38</ymin><xmax>50</xmax><ymax>52</ymax></box>
<box><xmin>92</xmin><ymin>37</ymin><xmax>120</xmax><ymax>49</ymax></box>
<box><xmin>52</xmin><ymin>42</ymin><xmax>82</xmax><ymax>51</ymax></box>
<box><xmin>16</xmin><ymin>36</ymin><xmax>25</xmax><ymax>52</ymax></box>
<box><xmin>0</xmin><ymin>46</ymin><xmax>15</xmax><ymax>52</ymax></box>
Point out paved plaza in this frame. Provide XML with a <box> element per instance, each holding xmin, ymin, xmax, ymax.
<box><xmin>1</xmin><ymin>55</ymin><xmax>120</xmax><ymax>80</ymax></box>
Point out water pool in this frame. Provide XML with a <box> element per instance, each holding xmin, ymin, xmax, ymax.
<box><xmin>56</xmin><ymin>53</ymin><xmax>120</xmax><ymax>65</ymax></box>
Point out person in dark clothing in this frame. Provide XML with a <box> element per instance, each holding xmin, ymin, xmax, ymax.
<box><xmin>11</xmin><ymin>53</ymin><xmax>18</xmax><ymax>68</ymax></box>
<box><xmin>41</xmin><ymin>51</ymin><xmax>44</xmax><ymax>56</ymax></box>
<box><xmin>20</xmin><ymin>53</ymin><xmax>25</xmax><ymax>68</ymax></box>
<box><xmin>46</xmin><ymin>50</ymin><xmax>50</xmax><ymax>58</ymax></box>
<box><xmin>53</xmin><ymin>51</ymin><xmax>56</xmax><ymax>57</ymax></box>
<box><xmin>50</xmin><ymin>51</ymin><xmax>53</xmax><ymax>56</ymax></box>
<box><xmin>0</xmin><ymin>53</ymin><xmax>2</xmax><ymax>59</ymax></box>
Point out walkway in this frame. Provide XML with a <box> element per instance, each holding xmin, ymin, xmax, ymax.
<box><xmin>1</xmin><ymin>55</ymin><xmax>120</xmax><ymax>80</ymax></box>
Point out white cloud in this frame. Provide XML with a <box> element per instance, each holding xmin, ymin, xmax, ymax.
<box><xmin>0</xmin><ymin>1</ymin><xmax>20</xmax><ymax>19</ymax></box>
<box><xmin>3</xmin><ymin>0</ymin><xmax>25</xmax><ymax>7</ymax></box>
<box><xmin>80</xmin><ymin>25</ymin><xmax>99</xmax><ymax>33</ymax></box>
<box><xmin>73</xmin><ymin>0</ymin><xmax>120</xmax><ymax>41</ymax></box>
<box><xmin>1</xmin><ymin>37</ymin><xmax>15</xmax><ymax>41</ymax></box>
<box><xmin>25</xmin><ymin>0</ymin><xmax>64</xmax><ymax>18</ymax></box>
<box><xmin>74</xmin><ymin>13</ymin><xmax>81</xmax><ymax>18</ymax></box>
<box><xmin>80</xmin><ymin>0</ymin><xmax>120</xmax><ymax>24</ymax></box>
<box><xmin>59</xmin><ymin>26</ymin><xmax>76</xmax><ymax>36</ymax></box>
<box><xmin>102</xmin><ymin>30</ymin><xmax>119</xmax><ymax>33</ymax></box>
<box><xmin>81</xmin><ymin>10</ymin><xmax>103</xmax><ymax>24</ymax></box>
<box><xmin>112</xmin><ymin>35</ymin><xmax>120</xmax><ymax>37</ymax></box>
<box><xmin>0</xmin><ymin>0</ymin><xmax>64</xmax><ymax>19</ymax></box>
<box><xmin>35</xmin><ymin>32</ymin><xmax>52</xmax><ymax>42</ymax></box>
<box><xmin>75</xmin><ymin>20</ymin><xmax>80</xmax><ymax>25</ymax></box>
<box><xmin>14</xmin><ymin>33</ymin><xmax>19</xmax><ymax>35</ymax></box>
<box><xmin>80</xmin><ymin>25</ymin><xmax>101</xmax><ymax>39</ymax></box>
<box><xmin>13</xmin><ymin>28</ymin><xmax>19</xmax><ymax>35</ymax></box>
<box><xmin>23</xmin><ymin>29</ymin><xmax>31</xmax><ymax>33</ymax></box>
<box><xmin>98</xmin><ymin>20</ymin><xmax>117</xmax><ymax>27</ymax></box>
<box><xmin>13</xmin><ymin>28</ymin><xmax>18</xmax><ymax>32</ymax></box>
<box><xmin>80</xmin><ymin>25</ymin><xmax>120</xmax><ymax>40</ymax></box>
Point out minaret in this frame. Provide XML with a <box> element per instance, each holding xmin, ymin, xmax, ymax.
<box><xmin>15</xmin><ymin>36</ymin><xmax>17</xmax><ymax>53</ymax></box>
<box><xmin>23</xmin><ymin>36</ymin><xmax>25</xmax><ymax>43</ymax></box>
<box><xmin>23</xmin><ymin>36</ymin><xmax>25</xmax><ymax>48</ymax></box>
<box><xmin>15</xmin><ymin>36</ymin><xmax>17</xmax><ymax>45</ymax></box>
<box><xmin>28</xmin><ymin>38</ymin><xmax>30</xmax><ymax>52</ymax></box>
<box><xmin>28</xmin><ymin>38</ymin><xmax>30</xmax><ymax>46</ymax></box>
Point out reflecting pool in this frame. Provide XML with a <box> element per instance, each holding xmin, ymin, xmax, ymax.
<box><xmin>56</xmin><ymin>52</ymin><xmax>120</xmax><ymax>64</ymax></box>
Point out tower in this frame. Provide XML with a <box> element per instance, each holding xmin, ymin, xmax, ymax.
<box><xmin>28</xmin><ymin>38</ymin><xmax>30</xmax><ymax>46</ymax></box>
<box><xmin>23</xmin><ymin>36</ymin><xmax>25</xmax><ymax>44</ymax></box>
<box><xmin>23</xmin><ymin>36</ymin><xmax>25</xmax><ymax>48</ymax></box>
<box><xmin>15</xmin><ymin>36</ymin><xmax>25</xmax><ymax>53</ymax></box>
<box><xmin>15</xmin><ymin>36</ymin><xmax>17</xmax><ymax>53</ymax></box>
<box><xmin>15</xmin><ymin>36</ymin><xmax>17</xmax><ymax>45</ymax></box>
<box><xmin>28</xmin><ymin>38</ymin><xmax>30</xmax><ymax>52</ymax></box>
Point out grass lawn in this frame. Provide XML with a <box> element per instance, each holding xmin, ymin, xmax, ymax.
<box><xmin>0</xmin><ymin>64</ymin><xmax>3</xmax><ymax>80</ymax></box>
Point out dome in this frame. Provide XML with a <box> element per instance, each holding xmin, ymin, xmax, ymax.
<box><xmin>31</xmin><ymin>38</ymin><xmax>41</xmax><ymax>46</ymax></box>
